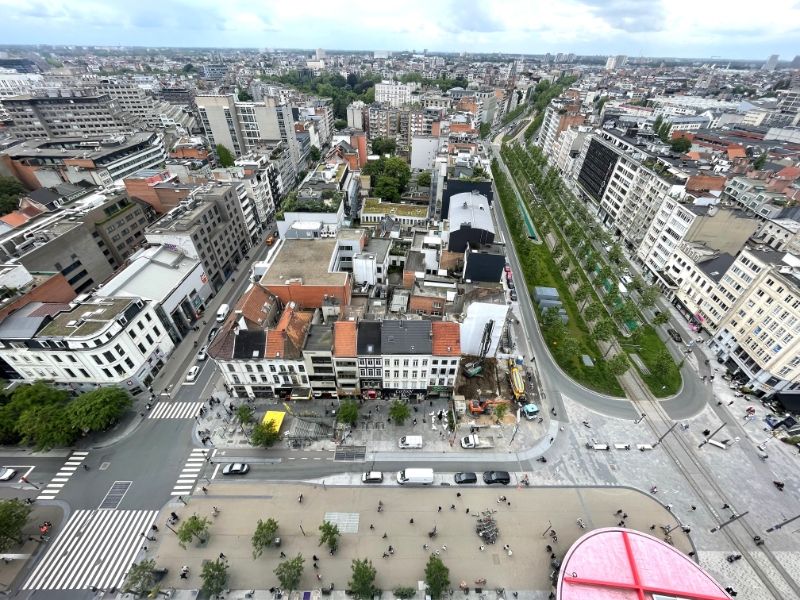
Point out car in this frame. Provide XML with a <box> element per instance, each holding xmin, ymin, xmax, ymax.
<box><xmin>361</xmin><ymin>471</ymin><xmax>384</xmax><ymax>484</ymax></box>
<box><xmin>196</xmin><ymin>345</ymin><xmax>208</xmax><ymax>361</ymax></box>
<box><xmin>522</xmin><ymin>403</ymin><xmax>540</xmax><ymax>420</ymax></box>
<box><xmin>507</xmin><ymin>280</ymin><xmax>515</xmax><ymax>290</ymax></box>
<box><xmin>509</xmin><ymin>290</ymin><xmax>518</xmax><ymax>301</ymax></box>
<box><xmin>483</xmin><ymin>470</ymin><xmax>511</xmax><ymax>485</ymax></box>
<box><xmin>667</xmin><ymin>329</ymin><xmax>683</xmax><ymax>343</ymax></box>
<box><xmin>185</xmin><ymin>366</ymin><xmax>200</xmax><ymax>382</ymax></box>
<box><xmin>504</xmin><ymin>265</ymin><xmax>512</xmax><ymax>273</ymax></box>
<box><xmin>0</xmin><ymin>467</ymin><xmax>18</xmax><ymax>482</ymax></box>
<box><xmin>222</xmin><ymin>463</ymin><xmax>250</xmax><ymax>475</ymax></box>
<box><xmin>454</xmin><ymin>472</ymin><xmax>477</xmax><ymax>484</ymax></box>
<box><xmin>207</xmin><ymin>327</ymin><xmax>220</xmax><ymax>342</ymax></box>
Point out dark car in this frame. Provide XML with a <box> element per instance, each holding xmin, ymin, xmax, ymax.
<box><xmin>454</xmin><ymin>472</ymin><xmax>477</xmax><ymax>484</ymax></box>
<box><xmin>208</xmin><ymin>327</ymin><xmax>220</xmax><ymax>342</ymax></box>
<box><xmin>509</xmin><ymin>289</ymin><xmax>518</xmax><ymax>301</ymax></box>
<box><xmin>667</xmin><ymin>328</ymin><xmax>683</xmax><ymax>343</ymax></box>
<box><xmin>483</xmin><ymin>471</ymin><xmax>511</xmax><ymax>485</ymax></box>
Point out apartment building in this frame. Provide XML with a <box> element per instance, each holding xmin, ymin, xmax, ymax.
<box><xmin>0</xmin><ymin>190</ymin><xmax>156</xmax><ymax>294</ymax></box>
<box><xmin>195</xmin><ymin>94</ymin><xmax>301</xmax><ymax>177</ymax></box>
<box><xmin>722</xmin><ymin>177</ymin><xmax>788</xmax><ymax>219</ymax></box>
<box><xmin>6</xmin><ymin>132</ymin><xmax>167</xmax><ymax>190</ymax></box>
<box><xmin>375</xmin><ymin>81</ymin><xmax>412</xmax><ymax>107</ymax></box>
<box><xmin>3</xmin><ymin>91</ymin><xmax>131</xmax><ymax>139</ymax></box>
<box><xmin>710</xmin><ymin>250</ymin><xmax>800</xmax><ymax>396</ymax></box>
<box><xmin>429</xmin><ymin>321</ymin><xmax>461</xmax><ymax>395</ymax></box>
<box><xmin>639</xmin><ymin>203</ymin><xmax>759</xmax><ymax>278</ymax></box>
<box><xmin>145</xmin><ymin>184</ymin><xmax>250</xmax><ymax>291</ymax></box>
<box><xmin>95</xmin><ymin>78</ymin><xmax>160</xmax><ymax>128</ymax></box>
<box><xmin>380</xmin><ymin>320</ymin><xmax>433</xmax><ymax>399</ymax></box>
<box><xmin>574</xmin><ymin>129</ymin><xmax>687</xmax><ymax>250</ymax></box>
<box><xmin>302</xmin><ymin>324</ymin><xmax>337</xmax><ymax>398</ymax></box>
<box><xmin>332</xmin><ymin>320</ymin><xmax>358</xmax><ymax>394</ymax></box>
<box><xmin>347</xmin><ymin>100</ymin><xmax>367</xmax><ymax>130</ymax></box>
<box><xmin>0</xmin><ymin>296</ymin><xmax>174</xmax><ymax>393</ymax></box>
<box><xmin>538</xmin><ymin>100</ymin><xmax>585</xmax><ymax>159</ymax></box>
<box><xmin>754</xmin><ymin>217</ymin><xmax>800</xmax><ymax>255</ymax></box>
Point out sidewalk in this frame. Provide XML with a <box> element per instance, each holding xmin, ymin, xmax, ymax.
<box><xmin>0</xmin><ymin>504</ymin><xmax>64</xmax><ymax>593</ymax></box>
<box><xmin>143</xmin><ymin>482</ymin><xmax>690</xmax><ymax>594</ymax></box>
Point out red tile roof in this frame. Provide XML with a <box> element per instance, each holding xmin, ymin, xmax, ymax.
<box><xmin>265</xmin><ymin>302</ymin><xmax>312</xmax><ymax>359</ymax></box>
<box><xmin>431</xmin><ymin>321</ymin><xmax>461</xmax><ymax>356</ymax></box>
<box><xmin>333</xmin><ymin>321</ymin><xmax>357</xmax><ymax>357</ymax></box>
<box><xmin>775</xmin><ymin>166</ymin><xmax>800</xmax><ymax>181</ymax></box>
<box><xmin>235</xmin><ymin>284</ymin><xmax>278</xmax><ymax>328</ymax></box>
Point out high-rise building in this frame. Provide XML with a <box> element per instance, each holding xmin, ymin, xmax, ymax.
<box><xmin>375</xmin><ymin>81</ymin><xmax>412</xmax><ymax>107</ymax></box>
<box><xmin>605</xmin><ymin>55</ymin><xmax>628</xmax><ymax>70</ymax></box>
<box><xmin>3</xmin><ymin>90</ymin><xmax>131</xmax><ymax>139</ymax></box>
<box><xmin>195</xmin><ymin>94</ymin><xmax>300</xmax><ymax>182</ymax></box>
<box><xmin>764</xmin><ymin>54</ymin><xmax>780</xmax><ymax>71</ymax></box>
<box><xmin>95</xmin><ymin>78</ymin><xmax>160</xmax><ymax>128</ymax></box>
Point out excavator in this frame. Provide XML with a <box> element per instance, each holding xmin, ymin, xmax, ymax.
<box><xmin>468</xmin><ymin>397</ymin><xmax>509</xmax><ymax>415</ymax></box>
<box><xmin>463</xmin><ymin>320</ymin><xmax>494</xmax><ymax>378</ymax></box>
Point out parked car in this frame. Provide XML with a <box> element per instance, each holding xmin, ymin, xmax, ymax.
<box><xmin>667</xmin><ymin>329</ymin><xmax>683</xmax><ymax>343</ymax></box>
<box><xmin>222</xmin><ymin>463</ymin><xmax>250</xmax><ymax>475</ymax></box>
<box><xmin>207</xmin><ymin>327</ymin><xmax>220</xmax><ymax>342</ymax></box>
<box><xmin>482</xmin><ymin>471</ymin><xmax>511</xmax><ymax>485</ymax></box>
<box><xmin>504</xmin><ymin>265</ymin><xmax>512</xmax><ymax>273</ymax></box>
<box><xmin>0</xmin><ymin>467</ymin><xmax>18</xmax><ymax>482</ymax></box>
<box><xmin>196</xmin><ymin>345</ymin><xmax>208</xmax><ymax>361</ymax></box>
<box><xmin>507</xmin><ymin>281</ymin><xmax>515</xmax><ymax>290</ymax></box>
<box><xmin>509</xmin><ymin>289</ymin><xmax>518</xmax><ymax>301</ymax></box>
<box><xmin>454</xmin><ymin>472</ymin><xmax>477</xmax><ymax>484</ymax></box>
<box><xmin>361</xmin><ymin>471</ymin><xmax>384</xmax><ymax>484</ymax></box>
<box><xmin>185</xmin><ymin>366</ymin><xmax>200</xmax><ymax>382</ymax></box>
<box><xmin>522</xmin><ymin>403</ymin><xmax>540</xmax><ymax>420</ymax></box>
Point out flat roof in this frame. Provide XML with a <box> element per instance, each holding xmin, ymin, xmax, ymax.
<box><xmin>260</xmin><ymin>239</ymin><xmax>347</xmax><ymax>287</ymax></box>
<box><xmin>39</xmin><ymin>297</ymin><xmax>135</xmax><ymax>338</ymax></box>
<box><xmin>95</xmin><ymin>246</ymin><xmax>200</xmax><ymax>302</ymax></box>
<box><xmin>362</xmin><ymin>198</ymin><xmax>428</xmax><ymax>218</ymax></box>
<box><xmin>305</xmin><ymin>324</ymin><xmax>333</xmax><ymax>352</ymax></box>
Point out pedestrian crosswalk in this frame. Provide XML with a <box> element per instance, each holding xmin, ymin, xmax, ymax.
<box><xmin>148</xmin><ymin>401</ymin><xmax>202</xmax><ymax>419</ymax></box>
<box><xmin>171</xmin><ymin>448</ymin><xmax>209</xmax><ymax>496</ymax></box>
<box><xmin>23</xmin><ymin>509</ymin><xmax>158</xmax><ymax>590</ymax></box>
<box><xmin>37</xmin><ymin>451</ymin><xmax>88</xmax><ymax>501</ymax></box>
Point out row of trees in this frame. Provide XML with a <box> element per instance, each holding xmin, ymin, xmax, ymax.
<box><xmin>0</xmin><ymin>383</ymin><xmax>132</xmax><ymax>449</ymax></box>
<box><xmin>524</xmin><ymin>76</ymin><xmax>578</xmax><ymax>142</ymax></box>
<box><xmin>336</xmin><ymin>399</ymin><xmax>411</xmax><ymax>426</ymax></box>
<box><xmin>263</xmin><ymin>71</ymin><xmax>381</xmax><ymax>120</ymax></box>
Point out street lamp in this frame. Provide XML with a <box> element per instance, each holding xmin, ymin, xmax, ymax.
<box><xmin>711</xmin><ymin>510</ymin><xmax>749</xmax><ymax>533</ymax></box>
<box><xmin>634</xmin><ymin>413</ymin><xmax>646</xmax><ymax>424</ymax></box>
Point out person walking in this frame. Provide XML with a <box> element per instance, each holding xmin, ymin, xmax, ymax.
<box><xmin>438</xmin><ymin>506</ymin><xmax>442</xmax><ymax>512</ymax></box>
<box><xmin>219</xmin><ymin>553</ymin><xmax>226</xmax><ymax>560</ymax></box>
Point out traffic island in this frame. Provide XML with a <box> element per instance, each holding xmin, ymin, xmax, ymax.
<box><xmin>147</xmin><ymin>483</ymin><xmax>691</xmax><ymax>593</ymax></box>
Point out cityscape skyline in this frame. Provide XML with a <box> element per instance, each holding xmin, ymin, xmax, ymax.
<box><xmin>0</xmin><ymin>0</ymin><xmax>798</xmax><ymax>60</ymax></box>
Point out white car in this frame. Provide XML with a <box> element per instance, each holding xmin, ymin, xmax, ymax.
<box><xmin>222</xmin><ymin>463</ymin><xmax>250</xmax><ymax>475</ymax></box>
<box><xmin>0</xmin><ymin>467</ymin><xmax>18</xmax><ymax>481</ymax></box>
<box><xmin>196</xmin><ymin>345</ymin><xmax>208</xmax><ymax>361</ymax></box>
<box><xmin>185</xmin><ymin>366</ymin><xmax>200</xmax><ymax>382</ymax></box>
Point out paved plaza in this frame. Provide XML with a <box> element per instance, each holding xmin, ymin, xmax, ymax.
<box><xmin>149</xmin><ymin>483</ymin><xmax>690</xmax><ymax>593</ymax></box>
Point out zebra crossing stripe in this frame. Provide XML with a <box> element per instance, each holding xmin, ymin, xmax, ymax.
<box><xmin>148</xmin><ymin>401</ymin><xmax>203</xmax><ymax>419</ymax></box>
<box><xmin>37</xmin><ymin>451</ymin><xmax>88</xmax><ymax>501</ymax></box>
<box><xmin>23</xmin><ymin>509</ymin><xmax>157</xmax><ymax>590</ymax></box>
<box><xmin>169</xmin><ymin>448</ymin><xmax>208</xmax><ymax>495</ymax></box>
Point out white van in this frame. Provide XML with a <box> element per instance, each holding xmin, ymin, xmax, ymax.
<box><xmin>216</xmin><ymin>304</ymin><xmax>230</xmax><ymax>322</ymax></box>
<box><xmin>398</xmin><ymin>435</ymin><xmax>423</xmax><ymax>449</ymax></box>
<box><xmin>396</xmin><ymin>468</ymin><xmax>434</xmax><ymax>485</ymax></box>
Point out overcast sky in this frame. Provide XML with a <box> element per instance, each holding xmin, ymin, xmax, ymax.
<box><xmin>0</xmin><ymin>0</ymin><xmax>798</xmax><ymax>60</ymax></box>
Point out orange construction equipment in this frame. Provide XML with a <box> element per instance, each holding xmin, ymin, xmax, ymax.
<box><xmin>468</xmin><ymin>398</ymin><xmax>510</xmax><ymax>415</ymax></box>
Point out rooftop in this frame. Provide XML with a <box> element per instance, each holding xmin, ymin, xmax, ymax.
<box><xmin>39</xmin><ymin>297</ymin><xmax>137</xmax><ymax>338</ymax></box>
<box><xmin>333</xmin><ymin>320</ymin><xmax>357</xmax><ymax>358</ymax></box>
<box><xmin>431</xmin><ymin>321</ymin><xmax>461</xmax><ymax>356</ymax></box>
<box><xmin>362</xmin><ymin>198</ymin><xmax>428</xmax><ymax>218</ymax></box>
<box><xmin>449</xmin><ymin>191</ymin><xmax>494</xmax><ymax>233</ymax></box>
<box><xmin>696</xmin><ymin>253</ymin><xmax>736</xmax><ymax>283</ymax></box>
<box><xmin>381</xmin><ymin>320</ymin><xmax>432</xmax><ymax>355</ymax></box>
<box><xmin>357</xmin><ymin>321</ymin><xmax>382</xmax><ymax>356</ymax></box>
<box><xmin>260</xmin><ymin>239</ymin><xmax>347</xmax><ymax>288</ymax></box>
<box><xmin>305</xmin><ymin>323</ymin><xmax>333</xmax><ymax>352</ymax></box>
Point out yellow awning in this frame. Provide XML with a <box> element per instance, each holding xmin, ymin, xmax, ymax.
<box><xmin>262</xmin><ymin>410</ymin><xmax>286</xmax><ymax>431</ymax></box>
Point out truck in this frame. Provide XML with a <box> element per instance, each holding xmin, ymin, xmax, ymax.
<box><xmin>396</xmin><ymin>468</ymin><xmax>434</xmax><ymax>485</ymax></box>
<box><xmin>398</xmin><ymin>435</ymin><xmax>423</xmax><ymax>449</ymax></box>
<box><xmin>460</xmin><ymin>434</ymin><xmax>495</xmax><ymax>449</ymax></box>
<box><xmin>508</xmin><ymin>358</ymin><xmax>525</xmax><ymax>401</ymax></box>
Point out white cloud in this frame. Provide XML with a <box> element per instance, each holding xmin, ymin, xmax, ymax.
<box><xmin>0</xmin><ymin>0</ymin><xmax>797</xmax><ymax>58</ymax></box>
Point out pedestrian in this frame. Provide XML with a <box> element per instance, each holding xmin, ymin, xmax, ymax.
<box><xmin>615</xmin><ymin>509</ymin><xmax>623</xmax><ymax>516</ymax></box>
<box><xmin>219</xmin><ymin>553</ymin><xmax>226</xmax><ymax>560</ymax></box>
<box><xmin>313</xmin><ymin>555</ymin><xmax>319</xmax><ymax>562</ymax></box>
<box><xmin>456</xmin><ymin>492</ymin><xmax>461</xmax><ymax>498</ymax></box>
<box><xmin>438</xmin><ymin>506</ymin><xmax>442</xmax><ymax>512</ymax></box>
<box><xmin>151</xmin><ymin>525</ymin><xmax>159</xmax><ymax>532</ymax></box>
<box><xmin>722</xmin><ymin>503</ymin><xmax>730</xmax><ymax>509</ymax></box>
<box><xmin>688</xmin><ymin>551</ymin><xmax>696</xmax><ymax>557</ymax></box>
<box><xmin>316</xmin><ymin>574</ymin><xmax>322</xmax><ymax>581</ymax></box>
<box><xmin>180</xmin><ymin>572</ymin><xmax>188</xmax><ymax>580</ymax></box>
<box><xmin>666</xmin><ymin>504</ymin><xmax>673</xmax><ymax>512</ymax></box>
<box><xmin>382</xmin><ymin>533</ymin><xmax>388</xmax><ymax>539</ymax></box>
<box><xmin>388</xmin><ymin>545</ymin><xmax>394</xmax><ymax>554</ymax></box>
<box><xmin>690</xmin><ymin>505</ymin><xmax>697</xmax><ymax>511</ymax></box>
<box><xmin>618</xmin><ymin>521</ymin><xmax>624</xmax><ymax>527</ymax></box>
<box><xmin>552</xmin><ymin>536</ymin><xmax>558</xmax><ymax>543</ymax></box>
<box><xmin>450</xmin><ymin>504</ymin><xmax>456</xmax><ymax>510</ymax></box>
<box><xmin>202</xmin><ymin>486</ymin><xmax>208</xmax><ymax>494</ymax></box>
<box><xmin>550</xmin><ymin>552</ymin><xmax>556</xmax><ymax>560</ymax></box>
<box><xmin>622</xmin><ymin>513</ymin><xmax>627</xmax><ymax>519</ymax></box>
<box><xmin>649</xmin><ymin>525</ymin><xmax>656</xmax><ymax>530</ymax></box>
<box><xmin>409</xmin><ymin>518</ymin><xmax>414</xmax><ymax>524</ymax></box>
<box><xmin>479</xmin><ymin>545</ymin><xmax>485</xmax><ymax>551</ymax></box>
<box><xmin>280</xmin><ymin>552</ymin><xmax>286</xmax><ymax>558</ymax></box>
<box><xmin>423</xmin><ymin>544</ymin><xmax>430</xmax><ymax>550</ymax></box>
<box><xmin>549</xmin><ymin>437</ymin><xmax>554</xmax><ymax>444</ymax></box>
<box><xmin>466</xmin><ymin>508</ymin><xmax>470</xmax><ymax>514</ymax></box>
<box><xmin>441</xmin><ymin>545</ymin><xmax>447</xmax><ymax>551</ymax></box>
<box><xmin>83</xmin><ymin>464</ymin><xmax>90</xmax><ymax>471</ymax></box>
<box><xmin>545</xmin><ymin>545</ymin><xmax>552</xmax><ymax>553</ymax></box>
<box><xmin>383</xmin><ymin>552</ymin><xmax>389</xmax><ymax>559</ymax></box>
<box><xmin>370</xmin><ymin>524</ymin><xmax>375</xmax><ymax>530</ymax></box>
<box><xmin>313</xmin><ymin>562</ymin><xmax>319</xmax><ymax>570</ymax></box>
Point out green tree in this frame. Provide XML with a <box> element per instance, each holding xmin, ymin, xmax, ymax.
<box><xmin>584</xmin><ymin>302</ymin><xmax>604</xmax><ymax>322</ymax></box>
<box><xmin>319</xmin><ymin>520</ymin><xmax>340</xmax><ymax>552</ymax></box>
<box><xmin>274</xmin><ymin>554</ymin><xmax>305</xmax><ymax>591</ymax></box>
<box><xmin>575</xmin><ymin>283</ymin><xmax>594</xmax><ymax>309</ymax></box>
<box><xmin>0</xmin><ymin>175</ymin><xmax>27</xmax><ymax>216</ymax></box>
<box><xmin>607</xmin><ymin>244</ymin><xmax>624</xmax><ymax>265</ymax></box>
<box><xmin>615</xmin><ymin>301</ymin><xmax>640</xmax><ymax>326</ymax></box>
<box><xmin>479</xmin><ymin>122</ymin><xmax>491</xmax><ymax>138</ymax></box>
<box><xmin>182</xmin><ymin>63</ymin><xmax>195</xmax><ymax>73</ymax></box>
<box><xmin>389</xmin><ymin>400</ymin><xmax>410</xmax><ymax>425</ymax></box>
<box><xmin>374</xmin><ymin>175</ymin><xmax>402</xmax><ymax>201</ymax></box>
<box><xmin>753</xmin><ymin>152</ymin><xmax>767</xmax><ymax>170</ymax></box>
<box><xmin>653</xmin><ymin>349</ymin><xmax>675</xmax><ymax>374</ymax></box>
<box><xmin>252</xmin><ymin>518</ymin><xmax>280</xmax><ymax>558</ymax></box>
<box><xmin>251</xmin><ymin>419</ymin><xmax>281</xmax><ymax>447</ymax></box>
<box><xmin>558</xmin><ymin>257</ymin><xmax>571</xmax><ymax>273</ymax></box>
<box><xmin>0</xmin><ymin>499</ymin><xmax>32</xmax><ymax>552</ymax></box>
<box><xmin>349</xmin><ymin>558</ymin><xmax>378</xmax><ymax>600</ymax></box>
<box><xmin>424</xmin><ymin>555</ymin><xmax>450</xmax><ymax>600</ymax></box>
<box><xmin>371</xmin><ymin>137</ymin><xmax>396</xmax><ymax>156</ymax></box>
<box><xmin>670</xmin><ymin>137</ymin><xmax>691</xmax><ymax>153</ymax></box>
<box><xmin>592</xmin><ymin>319</ymin><xmax>617</xmax><ymax>343</ymax></box>
<box><xmin>123</xmin><ymin>558</ymin><xmax>157</xmax><ymax>596</ymax></box>
<box><xmin>16</xmin><ymin>403</ymin><xmax>76</xmax><ymax>450</ymax></box>
<box><xmin>216</xmin><ymin>144</ymin><xmax>235</xmax><ymax>168</ymax></box>
<box><xmin>238</xmin><ymin>89</ymin><xmax>254</xmax><ymax>102</ymax></box>
<box><xmin>309</xmin><ymin>146</ymin><xmax>321</xmax><ymax>162</ymax></box>
<box><xmin>334</xmin><ymin>118</ymin><xmax>348</xmax><ymax>130</ymax></box>
<box><xmin>201</xmin><ymin>558</ymin><xmax>229</xmax><ymax>598</ymax></box>
<box><xmin>417</xmin><ymin>171</ymin><xmax>432</xmax><ymax>187</ymax></box>
<box><xmin>66</xmin><ymin>387</ymin><xmax>131</xmax><ymax>433</ymax></box>
<box><xmin>559</xmin><ymin>336</ymin><xmax>581</xmax><ymax>358</ymax></box>
<box><xmin>176</xmin><ymin>514</ymin><xmax>211</xmax><ymax>548</ymax></box>
<box><xmin>567</xmin><ymin>270</ymin><xmax>580</xmax><ymax>287</ymax></box>
<box><xmin>628</xmin><ymin>276</ymin><xmax>644</xmax><ymax>292</ymax></box>
<box><xmin>493</xmin><ymin>403</ymin><xmax>508</xmax><ymax>422</ymax></box>
<box><xmin>639</xmin><ymin>285</ymin><xmax>660</xmax><ymax>309</ymax></box>
<box><xmin>652</xmin><ymin>311</ymin><xmax>670</xmax><ymax>327</ymax></box>
<box><xmin>606</xmin><ymin>353</ymin><xmax>630</xmax><ymax>376</ymax></box>
<box><xmin>338</xmin><ymin>400</ymin><xmax>359</xmax><ymax>426</ymax></box>
<box><xmin>236</xmin><ymin>404</ymin><xmax>254</xmax><ymax>428</ymax></box>
<box><xmin>393</xmin><ymin>587</ymin><xmax>416</xmax><ymax>599</ymax></box>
